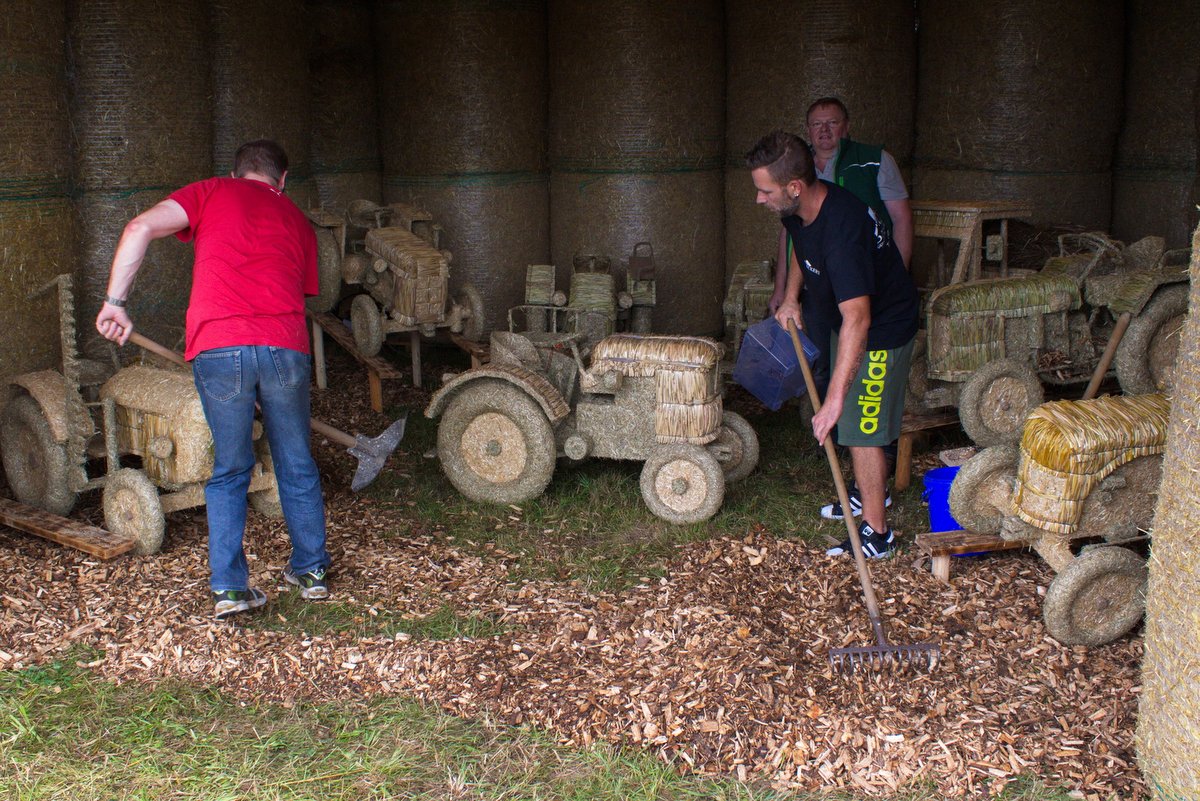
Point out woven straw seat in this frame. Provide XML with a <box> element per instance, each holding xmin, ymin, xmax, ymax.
<box><xmin>1013</xmin><ymin>394</ymin><xmax>1170</xmax><ymax>535</ymax></box>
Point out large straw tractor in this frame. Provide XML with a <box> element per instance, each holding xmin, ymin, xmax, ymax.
<box><xmin>306</xmin><ymin>200</ymin><xmax>485</xmax><ymax>355</ymax></box>
<box><xmin>425</xmin><ymin>329</ymin><xmax>758</xmax><ymax>524</ymax></box>
<box><xmin>908</xmin><ymin>235</ymin><xmax>1188</xmax><ymax>446</ymax></box>
<box><xmin>0</xmin><ymin>276</ymin><xmax>281</xmax><ymax>554</ymax></box>
<box><xmin>947</xmin><ymin>393</ymin><xmax>1167</xmax><ymax>646</ymax></box>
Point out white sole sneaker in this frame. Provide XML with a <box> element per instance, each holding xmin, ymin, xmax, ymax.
<box><xmin>820</xmin><ymin>492</ymin><xmax>892</xmax><ymax>520</ymax></box>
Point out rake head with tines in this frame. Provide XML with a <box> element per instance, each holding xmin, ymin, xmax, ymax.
<box><xmin>783</xmin><ymin>320</ymin><xmax>942</xmax><ymax>675</ymax></box>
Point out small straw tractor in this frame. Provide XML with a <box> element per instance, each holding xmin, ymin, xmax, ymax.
<box><xmin>0</xmin><ymin>275</ymin><xmax>282</xmax><ymax>554</ymax></box>
<box><xmin>948</xmin><ymin>392</ymin><xmax>1167</xmax><ymax>646</ymax></box>
<box><xmin>306</xmin><ymin>199</ymin><xmax>486</xmax><ymax>355</ymax></box>
<box><xmin>907</xmin><ymin>234</ymin><xmax>1188</xmax><ymax>446</ymax></box>
<box><xmin>425</xmin><ymin>325</ymin><xmax>758</xmax><ymax>524</ymax></box>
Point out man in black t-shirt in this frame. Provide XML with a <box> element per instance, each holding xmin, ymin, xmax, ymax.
<box><xmin>746</xmin><ymin>130</ymin><xmax>919</xmax><ymax>558</ymax></box>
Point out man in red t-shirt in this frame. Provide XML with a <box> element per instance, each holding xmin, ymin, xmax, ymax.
<box><xmin>96</xmin><ymin>140</ymin><xmax>330</xmax><ymax>620</ymax></box>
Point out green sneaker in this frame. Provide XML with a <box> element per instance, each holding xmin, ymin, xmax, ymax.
<box><xmin>213</xmin><ymin>588</ymin><xmax>268</xmax><ymax>621</ymax></box>
<box><xmin>284</xmin><ymin>567</ymin><xmax>329</xmax><ymax>600</ymax></box>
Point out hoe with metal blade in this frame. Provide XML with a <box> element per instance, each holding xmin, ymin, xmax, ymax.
<box><xmin>129</xmin><ymin>332</ymin><xmax>405</xmax><ymax>491</ymax></box>
<box><xmin>785</xmin><ymin>320</ymin><xmax>940</xmax><ymax>672</ymax></box>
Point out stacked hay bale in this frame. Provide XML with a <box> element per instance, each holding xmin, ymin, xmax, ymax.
<box><xmin>914</xmin><ymin>0</ymin><xmax>1123</xmax><ymax>230</ymax></box>
<box><xmin>1136</xmin><ymin>223</ymin><xmax>1200</xmax><ymax>798</ymax></box>
<box><xmin>68</xmin><ymin>0</ymin><xmax>212</xmax><ymax>357</ymax></box>
<box><xmin>549</xmin><ymin>0</ymin><xmax>724</xmax><ymax>335</ymax></box>
<box><xmin>212</xmin><ymin>0</ymin><xmax>316</xmax><ymax>210</ymax></box>
<box><xmin>307</xmin><ymin>0</ymin><xmax>381</xmax><ymax>211</ymax></box>
<box><xmin>725</xmin><ymin>0</ymin><xmax>916</xmax><ymax>279</ymax></box>
<box><xmin>0</xmin><ymin>0</ymin><xmax>75</xmax><ymax>387</ymax></box>
<box><xmin>377</xmin><ymin>0</ymin><xmax>548</xmax><ymax>335</ymax></box>
<box><xmin>1112</xmin><ymin>2</ymin><xmax>1200</xmax><ymax>249</ymax></box>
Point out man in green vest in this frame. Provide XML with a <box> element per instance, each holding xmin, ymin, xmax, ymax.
<box><xmin>768</xmin><ymin>97</ymin><xmax>914</xmax><ymax>523</ymax></box>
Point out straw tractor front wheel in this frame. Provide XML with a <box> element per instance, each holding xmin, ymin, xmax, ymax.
<box><xmin>640</xmin><ymin>444</ymin><xmax>725</xmax><ymax>524</ymax></box>
<box><xmin>1042</xmin><ymin>546</ymin><xmax>1147</xmax><ymax>646</ymax></box>
<box><xmin>103</xmin><ymin>468</ymin><xmax>165</xmax><ymax>555</ymax></box>
<box><xmin>0</xmin><ymin>393</ymin><xmax>78</xmax><ymax>516</ymax></box>
<box><xmin>350</xmin><ymin>294</ymin><xmax>384</xmax><ymax>357</ymax></box>
<box><xmin>958</xmin><ymin>358</ymin><xmax>1043</xmax><ymax>447</ymax></box>
<box><xmin>305</xmin><ymin>227</ymin><xmax>343</xmax><ymax>314</ymax></box>
<box><xmin>707</xmin><ymin>411</ymin><xmax>760</xmax><ymax>484</ymax></box>
<box><xmin>437</xmin><ymin>380</ymin><xmax>556</xmax><ymax>504</ymax></box>
<box><xmin>948</xmin><ymin>445</ymin><xmax>1019</xmax><ymax>535</ymax></box>
<box><xmin>1115</xmin><ymin>283</ymin><xmax>1188</xmax><ymax>395</ymax></box>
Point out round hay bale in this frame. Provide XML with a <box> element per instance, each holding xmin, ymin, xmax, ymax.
<box><xmin>308</xmin><ymin>0</ymin><xmax>380</xmax><ymax>211</ymax></box>
<box><xmin>549</xmin><ymin>0</ymin><xmax>724</xmax><ymax>335</ymax></box>
<box><xmin>212</xmin><ymin>0</ymin><xmax>315</xmax><ymax>209</ymax></box>
<box><xmin>68</xmin><ymin>0</ymin><xmax>211</xmax><ymax>358</ymax></box>
<box><xmin>1136</xmin><ymin>222</ymin><xmax>1200</xmax><ymax>798</ymax></box>
<box><xmin>914</xmin><ymin>0</ymin><xmax>1123</xmax><ymax>228</ymax></box>
<box><xmin>725</xmin><ymin>0</ymin><xmax>916</xmax><ymax>275</ymax></box>
<box><xmin>0</xmin><ymin>0</ymin><xmax>75</xmax><ymax>386</ymax></box>
<box><xmin>377</xmin><ymin>0</ymin><xmax>549</xmax><ymax>334</ymax></box>
<box><xmin>1112</xmin><ymin>1</ymin><xmax>1200</xmax><ymax>249</ymax></box>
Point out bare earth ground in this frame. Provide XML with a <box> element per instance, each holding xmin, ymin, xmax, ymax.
<box><xmin>0</xmin><ymin>346</ymin><xmax>1143</xmax><ymax>799</ymax></box>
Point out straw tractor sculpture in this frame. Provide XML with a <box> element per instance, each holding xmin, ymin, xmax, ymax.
<box><xmin>509</xmin><ymin>247</ymin><xmax>658</xmax><ymax>342</ymax></box>
<box><xmin>306</xmin><ymin>199</ymin><xmax>485</xmax><ymax>355</ymax></box>
<box><xmin>947</xmin><ymin>393</ymin><xmax>1168</xmax><ymax>646</ymax></box>
<box><xmin>0</xmin><ymin>276</ymin><xmax>282</xmax><ymax>555</ymax></box>
<box><xmin>722</xmin><ymin>259</ymin><xmax>775</xmax><ymax>359</ymax></box>
<box><xmin>908</xmin><ymin>234</ymin><xmax>1188</xmax><ymax>446</ymax></box>
<box><xmin>425</xmin><ymin>328</ymin><xmax>757</xmax><ymax>524</ymax></box>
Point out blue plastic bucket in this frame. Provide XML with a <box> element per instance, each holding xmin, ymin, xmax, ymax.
<box><xmin>922</xmin><ymin>466</ymin><xmax>961</xmax><ymax>532</ymax></box>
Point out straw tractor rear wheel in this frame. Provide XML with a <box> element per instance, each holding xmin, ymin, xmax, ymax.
<box><xmin>350</xmin><ymin>294</ymin><xmax>384</xmax><ymax>357</ymax></box>
<box><xmin>455</xmin><ymin>283</ymin><xmax>486</xmax><ymax>342</ymax></box>
<box><xmin>1115</xmin><ymin>283</ymin><xmax>1188</xmax><ymax>395</ymax></box>
<box><xmin>0</xmin><ymin>393</ymin><xmax>78</xmax><ymax>516</ymax></box>
<box><xmin>305</xmin><ymin>227</ymin><xmax>343</xmax><ymax>314</ymax></box>
<box><xmin>1043</xmin><ymin>546</ymin><xmax>1147</xmax><ymax>646</ymax></box>
<box><xmin>103</xmin><ymin>468</ymin><xmax>165</xmax><ymax>555</ymax></box>
<box><xmin>437</xmin><ymin>380</ymin><xmax>556</xmax><ymax>504</ymax></box>
<box><xmin>640</xmin><ymin>444</ymin><xmax>725</xmax><ymax>524</ymax></box>
<box><xmin>948</xmin><ymin>445</ymin><xmax>1018</xmax><ymax>535</ymax></box>
<box><xmin>958</xmin><ymin>358</ymin><xmax>1043</xmax><ymax>447</ymax></box>
<box><xmin>707</xmin><ymin>411</ymin><xmax>760</xmax><ymax>484</ymax></box>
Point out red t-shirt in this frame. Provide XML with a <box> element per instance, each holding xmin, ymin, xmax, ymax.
<box><xmin>169</xmin><ymin>177</ymin><xmax>318</xmax><ymax>360</ymax></box>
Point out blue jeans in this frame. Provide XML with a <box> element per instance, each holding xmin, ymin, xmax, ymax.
<box><xmin>192</xmin><ymin>345</ymin><xmax>328</xmax><ymax>592</ymax></box>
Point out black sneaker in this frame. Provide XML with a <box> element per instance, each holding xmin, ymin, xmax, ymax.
<box><xmin>825</xmin><ymin>521</ymin><xmax>897</xmax><ymax>559</ymax></box>
<box><xmin>284</xmin><ymin>566</ymin><xmax>329</xmax><ymax>600</ymax></box>
<box><xmin>820</xmin><ymin>482</ymin><xmax>892</xmax><ymax>520</ymax></box>
<box><xmin>213</xmin><ymin>588</ymin><xmax>268</xmax><ymax>621</ymax></box>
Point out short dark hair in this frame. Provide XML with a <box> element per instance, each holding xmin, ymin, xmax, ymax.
<box><xmin>233</xmin><ymin>140</ymin><xmax>289</xmax><ymax>182</ymax></box>
<box><xmin>745</xmin><ymin>130</ymin><xmax>815</xmax><ymax>186</ymax></box>
<box><xmin>806</xmin><ymin>96</ymin><xmax>849</xmax><ymax>121</ymax></box>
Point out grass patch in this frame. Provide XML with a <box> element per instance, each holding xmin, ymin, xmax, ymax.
<box><xmin>363</xmin><ymin>393</ymin><xmax>958</xmax><ymax>593</ymax></box>
<box><xmin>0</xmin><ymin>661</ymin><xmax>1077</xmax><ymax>801</ymax></box>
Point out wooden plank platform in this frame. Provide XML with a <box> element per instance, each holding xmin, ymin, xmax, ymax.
<box><xmin>915</xmin><ymin>528</ymin><xmax>1027</xmax><ymax>584</ymax></box>
<box><xmin>894</xmin><ymin>410</ymin><xmax>961</xmax><ymax>491</ymax></box>
<box><xmin>450</xmin><ymin>332</ymin><xmax>490</xmax><ymax>369</ymax></box>
<box><xmin>308</xmin><ymin>310</ymin><xmax>407</xmax><ymax>413</ymax></box>
<box><xmin>0</xmin><ymin>497</ymin><xmax>133</xmax><ymax>560</ymax></box>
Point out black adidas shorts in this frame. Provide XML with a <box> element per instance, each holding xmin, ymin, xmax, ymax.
<box><xmin>829</xmin><ymin>333</ymin><xmax>915</xmax><ymax>447</ymax></box>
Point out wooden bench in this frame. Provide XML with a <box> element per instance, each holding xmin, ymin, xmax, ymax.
<box><xmin>915</xmin><ymin>529</ymin><xmax>1027</xmax><ymax>583</ymax></box>
<box><xmin>894</xmin><ymin>410</ymin><xmax>961</xmax><ymax>491</ymax></box>
<box><xmin>0</xmin><ymin>497</ymin><xmax>133</xmax><ymax>559</ymax></box>
<box><xmin>308</xmin><ymin>310</ymin><xmax>407</xmax><ymax>413</ymax></box>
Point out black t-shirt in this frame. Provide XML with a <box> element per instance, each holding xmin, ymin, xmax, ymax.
<box><xmin>781</xmin><ymin>181</ymin><xmax>918</xmax><ymax>351</ymax></box>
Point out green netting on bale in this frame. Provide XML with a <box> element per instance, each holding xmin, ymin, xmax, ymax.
<box><xmin>1</xmin><ymin>0</ymin><xmax>75</xmax><ymax>384</ymax></box>
<box><xmin>308</xmin><ymin>0</ymin><xmax>381</xmax><ymax>211</ymax></box>
<box><xmin>378</xmin><ymin>0</ymin><xmax>549</xmax><ymax>336</ymax></box>
<box><xmin>1137</xmin><ymin>223</ymin><xmax>1200</xmax><ymax>799</ymax></box>
<box><xmin>212</xmin><ymin>0</ymin><xmax>315</xmax><ymax>209</ymax></box>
